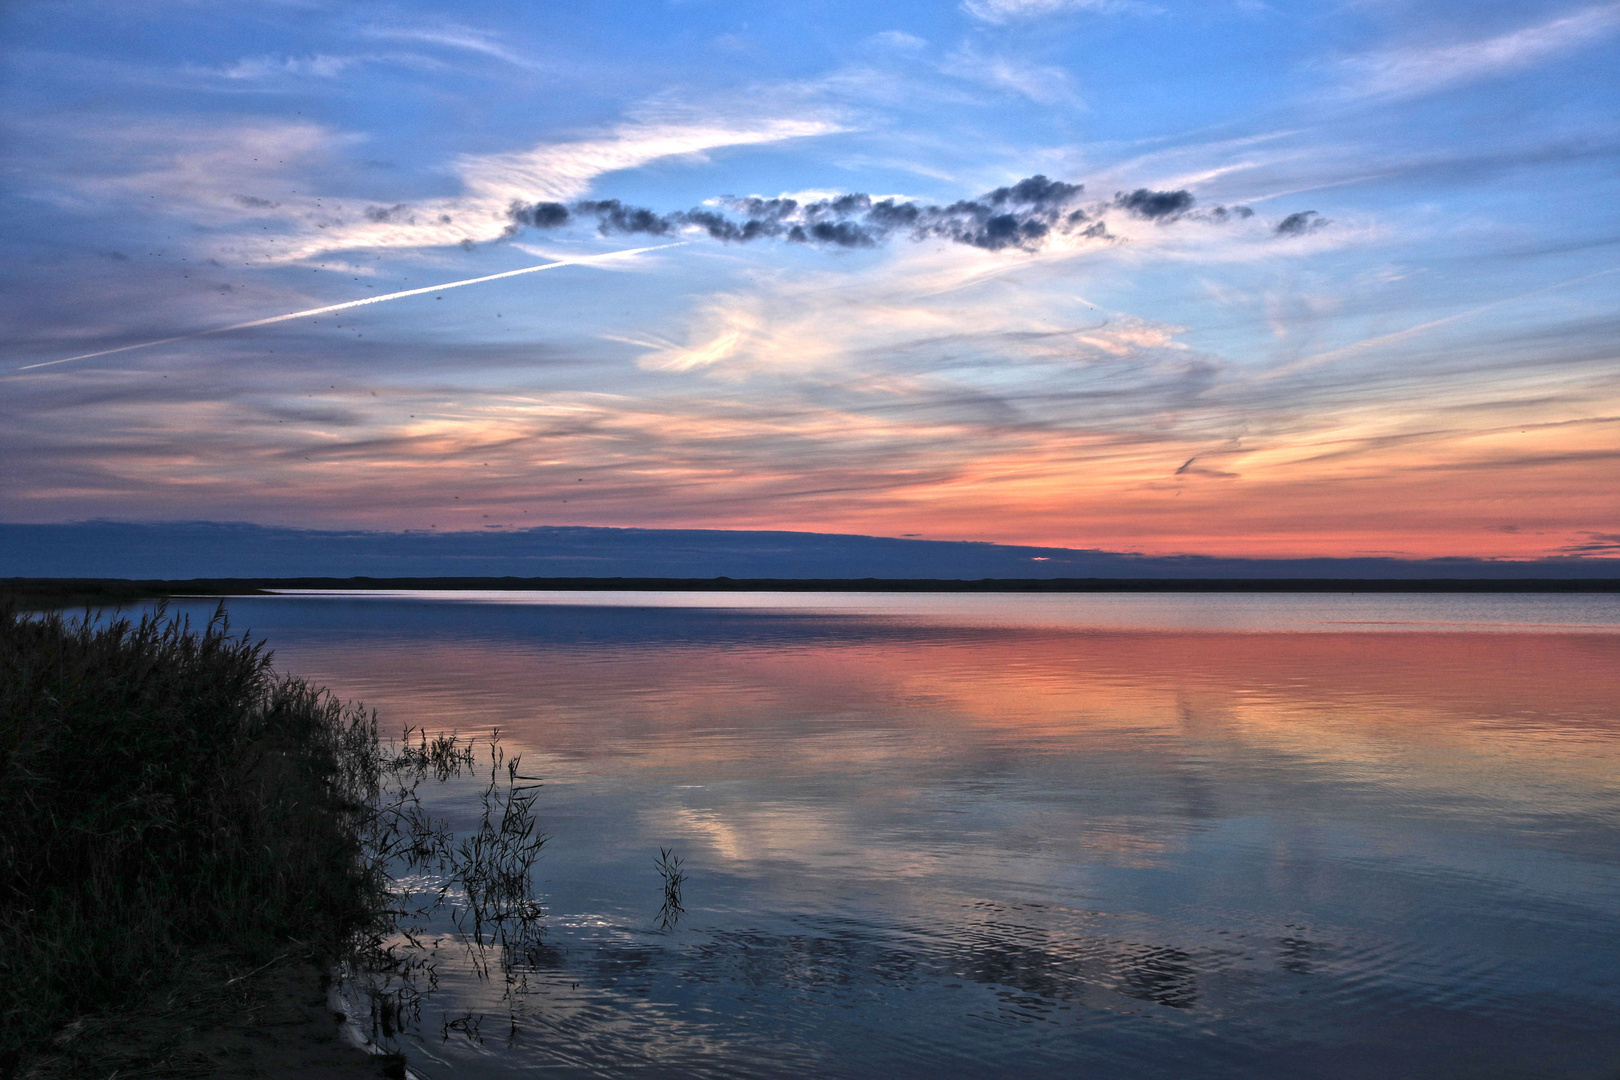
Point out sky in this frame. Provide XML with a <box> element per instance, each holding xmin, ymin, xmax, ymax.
<box><xmin>2</xmin><ymin>0</ymin><xmax>1617</xmax><ymax>560</ymax></box>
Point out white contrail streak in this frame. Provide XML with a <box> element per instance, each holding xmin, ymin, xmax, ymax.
<box><xmin>17</xmin><ymin>242</ymin><xmax>683</xmax><ymax>372</ymax></box>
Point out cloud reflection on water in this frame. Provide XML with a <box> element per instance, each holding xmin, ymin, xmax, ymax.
<box><xmin>168</xmin><ymin>594</ymin><xmax>1620</xmax><ymax>1078</ymax></box>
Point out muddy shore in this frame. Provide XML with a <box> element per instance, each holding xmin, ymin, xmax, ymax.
<box><xmin>19</xmin><ymin>957</ymin><xmax>405</xmax><ymax>1080</ymax></box>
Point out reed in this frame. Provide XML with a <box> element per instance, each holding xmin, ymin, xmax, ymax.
<box><xmin>0</xmin><ymin>603</ymin><xmax>390</xmax><ymax>1073</ymax></box>
<box><xmin>0</xmin><ymin>602</ymin><xmax>567</xmax><ymax>1071</ymax></box>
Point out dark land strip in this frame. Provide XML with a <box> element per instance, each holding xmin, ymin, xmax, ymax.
<box><xmin>4</xmin><ymin>575</ymin><xmax>1620</xmax><ymax>610</ymax></box>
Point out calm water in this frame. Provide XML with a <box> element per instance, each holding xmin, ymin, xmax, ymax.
<box><xmin>170</xmin><ymin>592</ymin><xmax>1620</xmax><ymax>1079</ymax></box>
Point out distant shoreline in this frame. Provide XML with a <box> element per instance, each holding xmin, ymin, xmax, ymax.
<box><xmin>5</xmin><ymin>575</ymin><xmax>1620</xmax><ymax>610</ymax></box>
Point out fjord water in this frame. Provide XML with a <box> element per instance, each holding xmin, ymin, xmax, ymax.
<box><xmin>175</xmin><ymin>592</ymin><xmax>1620</xmax><ymax>1079</ymax></box>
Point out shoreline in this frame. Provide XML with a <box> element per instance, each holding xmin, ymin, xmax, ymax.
<box><xmin>21</xmin><ymin>957</ymin><xmax>406</xmax><ymax>1080</ymax></box>
<box><xmin>5</xmin><ymin>573</ymin><xmax>1620</xmax><ymax>611</ymax></box>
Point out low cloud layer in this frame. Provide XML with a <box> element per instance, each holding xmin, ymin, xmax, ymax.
<box><xmin>507</xmin><ymin>175</ymin><xmax>1286</xmax><ymax>253</ymax></box>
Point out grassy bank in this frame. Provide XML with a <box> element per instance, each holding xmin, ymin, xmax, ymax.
<box><xmin>0</xmin><ymin>604</ymin><xmax>393</xmax><ymax>1077</ymax></box>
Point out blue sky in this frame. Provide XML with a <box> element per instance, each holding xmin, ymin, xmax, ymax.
<box><xmin>2</xmin><ymin>0</ymin><xmax>1617</xmax><ymax>558</ymax></box>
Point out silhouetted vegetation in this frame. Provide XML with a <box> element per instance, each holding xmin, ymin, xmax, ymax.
<box><xmin>0</xmin><ymin>604</ymin><xmax>393</xmax><ymax>1074</ymax></box>
<box><xmin>0</xmin><ymin>602</ymin><xmax>560</xmax><ymax>1075</ymax></box>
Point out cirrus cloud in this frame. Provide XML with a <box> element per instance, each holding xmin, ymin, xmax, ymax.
<box><xmin>962</xmin><ymin>0</ymin><xmax>1158</xmax><ymax>23</ymax></box>
<box><xmin>1334</xmin><ymin>4</ymin><xmax>1620</xmax><ymax>100</ymax></box>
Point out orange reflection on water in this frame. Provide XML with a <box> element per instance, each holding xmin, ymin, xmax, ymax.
<box><xmin>287</xmin><ymin>627</ymin><xmax>1620</xmax><ymax>809</ymax></box>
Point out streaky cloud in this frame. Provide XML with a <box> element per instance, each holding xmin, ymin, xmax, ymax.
<box><xmin>15</xmin><ymin>243</ymin><xmax>682</xmax><ymax>373</ymax></box>
<box><xmin>962</xmin><ymin>0</ymin><xmax>1153</xmax><ymax>24</ymax></box>
<box><xmin>1334</xmin><ymin>4</ymin><xmax>1620</xmax><ymax>100</ymax></box>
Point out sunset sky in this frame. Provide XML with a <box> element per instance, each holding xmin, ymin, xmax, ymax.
<box><xmin>3</xmin><ymin>0</ymin><xmax>1617</xmax><ymax>559</ymax></box>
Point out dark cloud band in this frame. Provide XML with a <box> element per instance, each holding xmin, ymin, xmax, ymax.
<box><xmin>507</xmin><ymin>176</ymin><xmax>1314</xmax><ymax>252</ymax></box>
<box><xmin>1275</xmin><ymin>210</ymin><xmax>1328</xmax><ymax>237</ymax></box>
<box><xmin>1116</xmin><ymin>188</ymin><xmax>1194</xmax><ymax>219</ymax></box>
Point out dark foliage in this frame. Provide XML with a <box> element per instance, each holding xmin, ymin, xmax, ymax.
<box><xmin>0</xmin><ymin>604</ymin><xmax>388</xmax><ymax>1067</ymax></box>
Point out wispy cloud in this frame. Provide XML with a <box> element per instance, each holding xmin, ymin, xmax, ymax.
<box><xmin>359</xmin><ymin>22</ymin><xmax>544</xmax><ymax>70</ymax></box>
<box><xmin>1334</xmin><ymin>4</ymin><xmax>1620</xmax><ymax>100</ymax></box>
<box><xmin>215</xmin><ymin>54</ymin><xmax>358</xmax><ymax>80</ymax></box>
<box><xmin>622</xmin><ymin>241</ymin><xmax>1197</xmax><ymax>395</ymax></box>
<box><xmin>257</xmin><ymin>113</ymin><xmax>849</xmax><ymax>261</ymax></box>
<box><xmin>464</xmin><ymin>116</ymin><xmax>846</xmax><ymax>205</ymax></box>
<box><xmin>940</xmin><ymin>48</ymin><xmax>1083</xmax><ymax>107</ymax></box>
<box><xmin>1559</xmin><ymin>531</ymin><xmax>1620</xmax><ymax>555</ymax></box>
<box><xmin>866</xmin><ymin>31</ymin><xmax>929</xmax><ymax>52</ymax></box>
<box><xmin>51</xmin><ymin>119</ymin><xmax>350</xmax><ymax>226</ymax></box>
<box><xmin>962</xmin><ymin>0</ymin><xmax>1156</xmax><ymax>23</ymax></box>
<box><xmin>192</xmin><ymin>51</ymin><xmax>456</xmax><ymax>84</ymax></box>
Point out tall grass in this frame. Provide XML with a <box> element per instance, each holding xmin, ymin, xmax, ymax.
<box><xmin>0</xmin><ymin>603</ymin><xmax>390</xmax><ymax>1070</ymax></box>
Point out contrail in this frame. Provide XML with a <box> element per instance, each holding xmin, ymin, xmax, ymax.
<box><xmin>17</xmin><ymin>242</ymin><xmax>683</xmax><ymax>372</ymax></box>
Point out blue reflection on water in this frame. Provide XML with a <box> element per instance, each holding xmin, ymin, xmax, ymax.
<box><xmin>158</xmin><ymin>593</ymin><xmax>1620</xmax><ymax>1079</ymax></box>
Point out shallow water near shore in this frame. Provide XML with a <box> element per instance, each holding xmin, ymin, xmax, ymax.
<box><xmin>165</xmin><ymin>591</ymin><xmax>1620</xmax><ymax>1079</ymax></box>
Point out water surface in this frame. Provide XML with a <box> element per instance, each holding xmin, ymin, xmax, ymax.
<box><xmin>171</xmin><ymin>591</ymin><xmax>1620</xmax><ymax>1079</ymax></box>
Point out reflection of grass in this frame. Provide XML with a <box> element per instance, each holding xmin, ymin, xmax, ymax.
<box><xmin>0</xmin><ymin>603</ymin><xmax>389</xmax><ymax>1074</ymax></box>
<box><xmin>349</xmin><ymin>727</ymin><xmax>551</xmax><ymax>1048</ymax></box>
<box><xmin>656</xmin><ymin>848</ymin><xmax>686</xmax><ymax>930</ymax></box>
<box><xmin>441</xmin><ymin>735</ymin><xmax>549</xmax><ymax>941</ymax></box>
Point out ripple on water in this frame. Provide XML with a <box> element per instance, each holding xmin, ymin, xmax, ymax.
<box><xmin>153</xmin><ymin>593</ymin><xmax>1620</xmax><ymax>1079</ymax></box>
